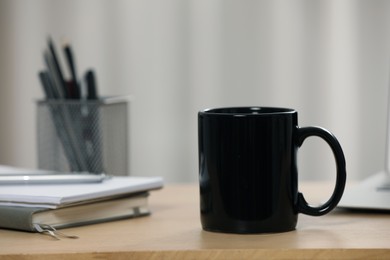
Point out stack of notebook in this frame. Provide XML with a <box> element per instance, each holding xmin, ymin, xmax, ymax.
<box><xmin>0</xmin><ymin>176</ymin><xmax>163</xmax><ymax>236</ymax></box>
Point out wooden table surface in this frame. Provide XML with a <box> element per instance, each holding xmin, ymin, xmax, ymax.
<box><xmin>0</xmin><ymin>183</ymin><xmax>390</xmax><ymax>259</ymax></box>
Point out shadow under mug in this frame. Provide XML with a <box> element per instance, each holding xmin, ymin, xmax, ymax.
<box><xmin>198</xmin><ymin>107</ymin><xmax>346</xmax><ymax>234</ymax></box>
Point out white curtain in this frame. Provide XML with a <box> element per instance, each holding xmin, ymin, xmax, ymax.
<box><xmin>1</xmin><ymin>0</ymin><xmax>390</xmax><ymax>182</ymax></box>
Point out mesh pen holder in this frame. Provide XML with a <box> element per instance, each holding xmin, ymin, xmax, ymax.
<box><xmin>36</xmin><ymin>97</ymin><xmax>129</xmax><ymax>176</ymax></box>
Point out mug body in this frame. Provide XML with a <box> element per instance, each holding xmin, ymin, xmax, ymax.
<box><xmin>198</xmin><ymin>107</ymin><xmax>299</xmax><ymax>233</ymax></box>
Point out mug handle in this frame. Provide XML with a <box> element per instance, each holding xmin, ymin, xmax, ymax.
<box><xmin>295</xmin><ymin>126</ymin><xmax>347</xmax><ymax>216</ymax></box>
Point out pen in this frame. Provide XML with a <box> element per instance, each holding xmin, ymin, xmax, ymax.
<box><xmin>44</xmin><ymin>50</ymin><xmax>64</xmax><ymax>99</ymax></box>
<box><xmin>43</xmin><ymin>46</ymin><xmax>89</xmax><ymax>171</ymax></box>
<box><xmin>38</xmin><ymin>70</ymin><xmax>83</xmax><ymax>171</ymax></box>
<box><xmin>63</xmin><ymin>43</ymin><xmax>81</xmax><ymax>99</ymax></box>
<box><xmin>38</xmin><ymin>71</ymin><xmax>55</xmax><ymax>99</ymax></box>
<box><xmin>47</xmin><ymin>37</ymin><xmax>70</xmax><ymax>99</ymax></box>
<box><xmin>0</xmin><ymin>173</ymin><xmax>109</xmax><ymax>185</ymax></box>
<box><xmin>85</xmin><ymin>70</ymin><xmax>98</xmax><ymax>100</ymax></box>
<box><xmin>38</xmin><ymin>37</ymin><xmax>99</xmax><ymax>173</ymax></box>
<box><xmin>83</xmin><ymin>69</ymin><xmax>104</xmax><ymax>173</ymax></box>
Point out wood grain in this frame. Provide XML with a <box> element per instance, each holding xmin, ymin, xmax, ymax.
<box><xmin>0</xmin><ymin>183</ymin><xmax>389</xmax><ymax>259</ymax></box>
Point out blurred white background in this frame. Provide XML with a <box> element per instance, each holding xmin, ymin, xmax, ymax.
<box><xmin>0</xmin><ymin>0</ymin><xmax>390</xmax><ymax>182</ymax></box>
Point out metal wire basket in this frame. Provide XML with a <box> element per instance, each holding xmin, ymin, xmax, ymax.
<box><xmin>36</xmin><ymin>97</ymin><xmax>129</xmax><ymax>176</ymax></box>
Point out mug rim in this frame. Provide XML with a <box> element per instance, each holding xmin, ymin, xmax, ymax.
<box><xmin>200</xmin><ymin>106</ymin><xmax>296</xmax><ymax>116</ymax></box>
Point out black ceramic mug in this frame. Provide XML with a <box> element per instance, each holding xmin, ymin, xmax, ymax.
<box><xmin>198</xmin><ymin>107</ymin><xmax>346</xmax><ymax>234</ymax></box>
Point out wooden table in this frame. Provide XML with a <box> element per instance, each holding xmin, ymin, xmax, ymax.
<box><xmin>0</xmin><ymin>183</ymin><xmax>390</xmax><ymax>259</ymax></box>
